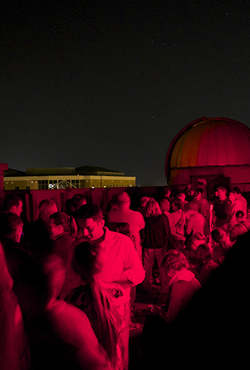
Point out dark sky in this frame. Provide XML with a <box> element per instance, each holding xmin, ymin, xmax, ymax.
<box><xmin>1</xmin><ymin>0</ymin><xmax>250</xmax><ymax>185</ymax></box>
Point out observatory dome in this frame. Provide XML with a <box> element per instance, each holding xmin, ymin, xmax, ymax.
<box><xmin>165</xmin><ymin>117</ymin><xmax>250</xmax><ymax>190</ymax></box>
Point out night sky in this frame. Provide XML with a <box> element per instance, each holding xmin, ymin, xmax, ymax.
<box><xmin>1</xmin><ymin>1</ymin><xmax>250</xmax><ymax>186</ymax></box>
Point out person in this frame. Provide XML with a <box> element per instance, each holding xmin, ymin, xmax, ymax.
<box><xmin>211</xmin><ymin>228</ymin><xmax>231</xmax><ymax>264</ymax></box>
<box><xmin>17</xmin><ymin>254</ymin><xmax>113</xmax><ymax>370</ymax></box>
<box><xmin>116</xmin><ymin>222</ymin><xmax>141</xmax><ymax>331</ymax></box>
<box><xmin>229</xmin><ymin>188</ymin><xmax>248</xmax><ymax>227</ymax></box>
<box><xmin>235</xmin><ymin>210</ymin><xmax>250</xmax><ymax>230</ymax></box>
<box><xmin>3</xmin><ymin>195</ymin><xmax>23</xmax><ymax>217</ymax></box>
<box><xmin>0</xmin><ymin>212</ymin><xmax>32</xmax><ymax>281</ymax></box>
<box><xmin>190</xmin><ymin>188</ymin><xmax>209</xmax><ymax>218</ymax></box>
<box><xmin>168</xmin><ymin>199</ymin><xmax>186</xmax><ymax>251</ymax></box>
<box><xmin>229</xmin><ymin>222</ymin><xmax>249</xmax><ymax>244</ymax></box>
<box><xmin>196</xmin><ymin>244</ymin><xmax>219</xmax><ymax>285</ymax></box>
<box><xmin>68</xmin><ymin>204</ymin><xmax>145</xmax><ymax>370</ymax></box>
<box><xmin>185</xmin><ymin>232</ymin><xmax>207</xmax><ymax>275</ymax></box>
<box><xmin>107</xmin><ymin>192</ymin><xmax>145</xmax><ymax>261</ymax></box>
<box><xmin>185</xmin><ymin>202</ymin><xmax>205</xmax><ymax>237</ymax></box>
<box><xmin>71</xmin><ymin>194</ymin><xmax>87</xmax><ymax>211</ymax></box>
<box><xmin>159</xmin><ymin>197</ymin><xmax>171</xmax><ymax>218</ymax></box>
<box><xmin>0</xmin><ymin>242</ymin><xmax>30</xmax><ymax>370</ymax></box>
<box><xmin>142</xmin><ymin>250</ymin><xmax>201</xmax><ymax>363</ymax></box>
<box><xmin>49</xmin><ymin>212</ymin><xmax>78</xmax><ymax>264</ymax></box>
<box><xmin>152</xmin><ymin>231</ymin><xmax>250</xmax><ymax>369</ymax></box>
<box><xmin>137</xmin><ymin>196</ymin><xmax>150</xmax><ymax>217</ymax></box>
<box><xmin>68</xmin><ymin>241</ymin><xmax>122</xmax><ymax>369</ymax></box>
<box><xmin>151</xmin><ymin>250</ymin><xmax>201</xmax><ymax>322</ymax></box>
<box><xmin>212</xmin><ymin>186</ymin><xmax>231</xmax><ymax>229</ymax></box>
<box><xmin>141</xmin><ymin>199</ymin><xmax>170</xmax><ymax>291</ymax></box>
<box><xmin>26</xmin><ymin>199</ymin><xmax>58</xmax><ymax>253</ymax></box>
<box><xmin>184</xmin><ymin>184</ymin><xmax>195</xmax><ymax>201</ymax></box>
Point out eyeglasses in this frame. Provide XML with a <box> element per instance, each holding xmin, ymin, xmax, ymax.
<box><xmin>15</xmin><ymin>229</ymin><xmax>24</xmax><ymax>236</ymax></box>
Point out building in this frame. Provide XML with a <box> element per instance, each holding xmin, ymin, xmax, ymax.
<box><xmin>165</xmin><ymin>117</ymin><xmax>250</xmax><ymax>197</ymax></box>
<box><xmin>4</xmin><ymin>166</ymin><xmax>136</xmax><ymax>190</ymax></box>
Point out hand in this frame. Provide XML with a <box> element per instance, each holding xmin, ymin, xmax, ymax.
<box><xmin>148</xmin><ymin>304</ymin><xmax>162</xmax><ymax>315</ymax></box>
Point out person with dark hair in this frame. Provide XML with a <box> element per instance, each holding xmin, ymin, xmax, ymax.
<box><xmin>0</xmin><ymin>212</ymin><xmax>32</xmax><ymax>280</ymax></box>
<box><xmin>49</xmin><ymin>212</ymin><xmax>78</xmax><ymax>264</ymax></box>
<box><xmin>196</xmin><ymin>244</ymin><xmax>219</xmax><ymax>285</ymax></box>
<box><xmin>141</xmin><ymin>199</ymin><xmax>170</xmax><ymax>292</ymax></box>
<box><xmin>211</xmin><ymin>228</ymin><xmax>231</xmax><ymax>264</ymax></box>
<box><xmin>235</xmin><ymin>210</ymin><xmax>250</xmax><ymax>230</ymax></box>
<box><xmin>25</xmin><ymin>199</ymin><xmax>58</xmax><ymax>253</ymax></box>
<box><xmin>71</xmin><ymin>194</ymin><xmax>87</xmax><ymax>211</ymax></box>
<box><xmin>3</xmin><ymin>195</ymin><xmax>23</xmax><ymax>217</ymax></box>
<box><xmin>67</xmin><ymin>203</ymin><xmax>145</xmax><ymax>370</ymax></box>
<box><xmin>212</xmin><ymin>186</ymin><xmax>231</xmax><ymax>229</ymax></box>
<box><xmin>17</xmin><ymin>254</ymin><xmax>113</xmax><ymax>370</ymax></box>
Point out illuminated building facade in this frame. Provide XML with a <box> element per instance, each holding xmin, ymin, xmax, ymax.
<box><xmin>165</xmin><ymin>117</ymin><xmax>250</xmax><ymax>196</ymax></box>
<box><xmin>4</xmin><ymin>166</ymin><xmax>136</xmax><ymax>190</ymax></box>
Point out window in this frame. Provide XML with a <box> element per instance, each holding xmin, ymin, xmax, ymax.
<box><xmin>38</xmin><ymin>180</ymin><xmax>48</xmax><ymax>190</ymax></box>
<box><xmin>72</xmin><ymin>180</ymin><xmax>80</xmax><ymax>188</ymax></box>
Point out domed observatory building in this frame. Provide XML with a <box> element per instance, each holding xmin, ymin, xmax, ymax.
<box><xmin>165</xmin><ymin>117</ymin><xmax>250</xmax><ymax>197</ymax></box>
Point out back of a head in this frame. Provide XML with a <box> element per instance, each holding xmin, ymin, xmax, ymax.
<box><xmin>38</xmin><ymin>199</ymin><xmax>58</xmax><ymax>223</ymax></box>
<box><xmin>73</xmin><ymin>241</ymin><xmax>103</xmax><ymax>282</ymax></box>
<box><xmin>211</xmin><ymin>228</ymin><xmax>226</xmax><ymax>243</ymax></box>
<box><xmin>161</xmin><ymin>250</ymin><xmax>188</xmax><ymax>272</ymax></box>
<box><xmin>232</xmin><ymin>186</ymin><xmax>241</xmax><ymax>194</ymax></box>
<box><xmin>75</xmin><ymin>203</ymin><xmax>103</xmax><ymax>221</ymax></box>
<box><xmin>117</xmin><ymin>192</ymin><xmax>131</xmax><ymax>208</ymax></box>
<box><xmin>145</xmin><ymin>199</ymin><xmax>162</xmax><ymax>217</ymax></box>
<box><xmin>0</xmin><ymin>212</ymin><xmax>23</xmax><ymax>239</ymax></box>
<box><xmin>72</xmin><ymin>194</ymin><xmax>87</xmax><ymax>210</ymax></box>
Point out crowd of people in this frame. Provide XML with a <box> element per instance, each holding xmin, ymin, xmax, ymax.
<box><xmin>0</xmin><ymin>185</ymin><xmax>249</xmax><ymax>369</ymax></box>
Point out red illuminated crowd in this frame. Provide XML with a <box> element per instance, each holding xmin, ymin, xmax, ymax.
<box><xmin>0</xmin><ymin>185</ymin><xmax>249</xmax><ymax>369</ymax></box>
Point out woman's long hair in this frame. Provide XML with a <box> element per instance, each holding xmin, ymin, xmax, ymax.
<box><xmin>145</xmin><ymin>199</ymin><xmax>162</xmax><ymax>217</ymax></box>
<box><xmin>38</xmin><ymin>199</ymin><xmax>58</xmax><ymax>225</ymax></box>
<box><xmin>72</xmin><ymin>241</ymin><xmax>121</xmax><ymax>367</ymax></box>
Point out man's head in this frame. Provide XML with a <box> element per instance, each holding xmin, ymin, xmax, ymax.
<box><xmin>0</xmin><ymin>212</ymin><xmax>24</xmax><ymax>242</ymax></box>
<box><xmin>159</xmin><ymin>198</ymin><xmax>170</xmax><ymax>213</ymax></box>
<box><xmin>4</xmin><ymin>195</ymin><xmax>23</xmax><ymax>217</ymax></box>
<box><xmin>71</xmin><ymin>194</ymin><xmax>87</xmax><ymax>211</ymax></box>
<box><xmin>117</xmin><ymin>192</ymin><xmax>131</xmax><ymax>209</ymax></box>
<box><xmin>217</xmin><ymin>186</ymin><xmax>228</xmax><ymax>201</ymax></box>
<box><xmin>76</xmin><ymin>204</ymin><xmax>104</xmax><ymax>241</ymax></box>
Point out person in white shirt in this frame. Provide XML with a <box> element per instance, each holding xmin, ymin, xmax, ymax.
<box><xmin>75</xmin><ymin>204</ymin><xmax>145</xmax><ymax>370</ymax></box>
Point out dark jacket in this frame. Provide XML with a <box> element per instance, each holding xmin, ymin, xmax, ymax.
<box><xmin>52</xmin><ymin>233</ymin><xmax>75</xmax><ymax>264</ymax></box>
<box><xmin>143</xmin><ymin>214</ymin><xmax>170</xmax><ymax>249</ymax></box>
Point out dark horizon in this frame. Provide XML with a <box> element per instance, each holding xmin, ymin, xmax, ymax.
<box><xmin>1</xmin><ymin>1</ymin><xmax>250</xmax><ymax>186</ymax></box>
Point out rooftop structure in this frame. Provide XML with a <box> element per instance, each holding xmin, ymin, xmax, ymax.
<box><xmin>4</xmin><ymin>166</ymin><xmax>136</xmax><ymax>190</ymax></box>
<box><xmin>165</xmin><ymin>117</ymin><xmax>250</xmax><ymax>194</ymax></box>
